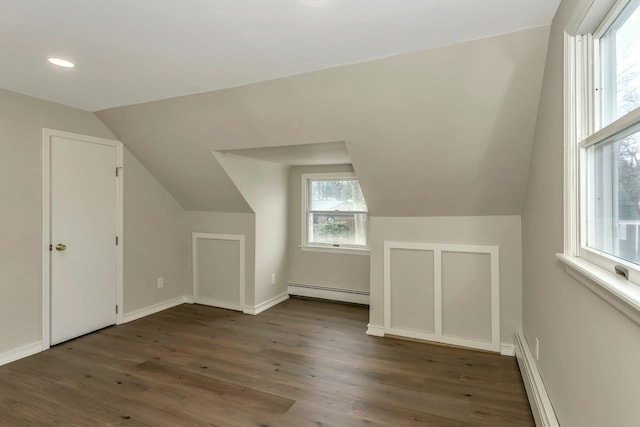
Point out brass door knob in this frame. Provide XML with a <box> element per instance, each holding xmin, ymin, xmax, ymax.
<box><xmin>55</xmin><ymin>243</ymin><xmax>67</xmax><ymax>251</ymax></box>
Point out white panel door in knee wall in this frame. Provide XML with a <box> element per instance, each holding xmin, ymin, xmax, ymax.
<box><xmin>384</xmin><ymin>241</ymin><xmax>499</xmax><ymax>352</ymax></box>
<box><xmin>192</xmin><ymin>233</ymin><xmax>245</xmax><ymax>312</ymax></box>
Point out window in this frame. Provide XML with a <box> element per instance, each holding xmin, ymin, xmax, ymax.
<box><xmin>567</xmin><ymin>0</ymin><xmax>640</xmax><ymax>282</ymax></box>
<box><xmin>598</xmin><ymin>0</ymin><xmax>640</xmax><ymax>126</ymax></box>
<box><xmin>301</xmin><ymin>172</ymin><xmax>368</xmax><ymax>251</ymax></box>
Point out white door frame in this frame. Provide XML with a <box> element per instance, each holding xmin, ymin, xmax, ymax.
<box><xmin>41</xmin><ymin>129</ymin><xmax>124</xmax><ymax>351</ymax></box>
<box><xmin>192</xmin><ymin>232</ymin><xmax>245</xmax><ymax>311</ymax></box>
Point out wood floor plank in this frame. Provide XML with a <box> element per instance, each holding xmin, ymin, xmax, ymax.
<box><xmin>0</xmin><ymin>297</ymin><xmax>534</xmax><ymax>426</ymax></box>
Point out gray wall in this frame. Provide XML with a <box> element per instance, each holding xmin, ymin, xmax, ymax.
<box><xmin>0</xmin><ymin>89</ymin><xmax>117</xmax><ymax>353</ymax></box>
<box><xmin>0</xmin><ymin>88</ymin><xmax>190</xmax><ymax>355</ymax></box>
<box><xmin>288</xmin><ymin>165</ymin><xmax>370</xmax><ymax>292</ymax></box>
<box><xmin>370</xmin><ymin>216</ymin><xmax>522</xmax><ymax>345</ymax></box>
<box><xmin>123</xmin><ymin>150</ymin><xmax>188</xmax><ymax>313</ymax></box>
<box><xmin>214</xmin><ymin>153</ymin><xmax>289</xmax><ymax>306</ymax></box>
<box><xmin>522</xmin><ymin>0</ymin><xmax>640</xmax><ymax>425</ymax></box>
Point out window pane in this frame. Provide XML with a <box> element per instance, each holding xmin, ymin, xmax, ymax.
<box><xmin>308</xmin><ymin>213</ymin><xmax>367</xmax><ymax>246</ymax></box>
<box><xmin>600</xmin><ymin>1</ymin><xmax>640</xmax><ymax>125</ymax></box>
<box><xmin>310</xmin><ymin>180</ymin><xmax>368</xmax><ymax>212</ymax></box>
<box><xmin>587</xmin><ymin>127</ymin><xmax>640</xmax><ymax>264</ymax></box>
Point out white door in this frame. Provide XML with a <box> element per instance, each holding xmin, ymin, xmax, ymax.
<box><xmin>50</xmin><ymin>135</ymin><xmax>118</xmax><ymax>345</ymax></box>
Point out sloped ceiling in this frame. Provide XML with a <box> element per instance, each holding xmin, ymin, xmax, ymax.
<box><xmin>0</xmin><ymin>0</ymin><xmax>559</xmax><ymax>111</ymax></box>
<box><xmin>97</xmin><ymin>26</ymin><xmax>550</xmax><ymax>216</ymax></box>
<box><xmin>219</xmin><ymin>141</ymin><xmax>350</xmax><ymax>166</ymax></box>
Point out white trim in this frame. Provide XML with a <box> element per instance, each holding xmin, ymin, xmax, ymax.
<box><xmin>580</xmin><ymin>245</ymin><xmax>640</xmax><ymax>285</ymax></box>
<box><xmin>593</xmin><ymin>0</ymin><xmax>634</xmax><ymax>37</ymax></box>
<box><xmin>192</xmin><ymin>232</ymin><xmax>245</xmax><ymax>312</ymax></box>
<box><xmin>299</xmin><ymin>245</ymin><xmax>370</xmax><ymax>256</ymax></box>
<box><xmin>500</xmin><ymin>343</ymin><xmax>515</xmax><ymax>357</ymax></box>
<box><xmin>288</xmin><ymin>283</ymin><xmax>370</xmax><ymax>305</ymax></box>
<box><xmin>196</xmin><ymin>297</ymin><xmax>242</xmax><ymax>312</ymax></box>
<box><xmin>383</xmin><ymin>241</ymin><xmax>500</xmax><ymax>353</ymax></box>
<box><xmin>434</xmin><ymin>249</ymin><xmax>443</xmax><ymax>337</ymax></box>
<box><xmin>579</xmin><ymin>107</ymin><xmax>640</xmax><ymax>149</ymax></box>
<box><xmin>383</xmin><ymin>328</ymin><xmax>499</xmax><ymax>353</ymax></box>
<box><xmin>366</xmin><ymin>324</ymin><xmax>385</xmax><ymax>337</ymax></box>
<box><xmin>122</xmin><ymin>295</ymin><xmax>193</xmax><ymax>323</ymax></box>
<box><xmin>300</xmin><ymin>171</ymin><xmax>369</xmax><ymax>251</ymax></box>
<box><xmin>564</xmin><ymin>0</ymin><xmax>640</xmax><ymax>300</ymax></box>
<box><xmin>515</xmin><ymin>332</ymin><xmax>560</xmax><ymax>427</ymax></box>
<box><xmin>301</xmin><ymin>172</ymin><xmax>356</xmax><ymax>248</ymax></box>
<box><xmin>570</xmin><ymin>0</ymin><xmax>597</xmax><ymax>34</ymax></box>
<box><xmin>116</xmin><ymin>149</ymin><xmax>124</xmax><ymax>326</ymax></box>
<box><xmin>0</xmin><ymin>342</ymin><xmax>42</xmax><ymax>367</ymax></box>
<box><xmin>366</xmin><ymin>328</ymin><xmax>514</xmax><ymax>356</ymax></box>
<box><xmin>557</xmin><ymin>253</ymin><xmax>640</xmax><ymax>326</ymax></box>
<box><xmin>42</xmin><ymin>131</ymin><xmax>50</xmax><ymax>350</ymax></box>
<box><xmin>574</xmin><ymin>0</ymin><xmax>625</xmax><ymax>34</ymax></box>
<box><xmin>564</xmin><ymin>32</ymin><xmax>580</xmax><ymax>259</ymax></box>
<box><xmin>243</xmin><ymin>292</ymin><xmax>289</xmax><ymax>315</ymax></box>
<box><xmin>41</xmin><ymin>129</ymin><xmax>124</xmax><ymax>351</ymax></box>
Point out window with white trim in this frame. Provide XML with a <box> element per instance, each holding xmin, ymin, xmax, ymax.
<box><xmin>301</xmin><ymin>172</ymin><xmax>368</xmax><ymax>250</ymax></box>
<box><xmin>568</xmin><ymin>0</ymin><xmax>640</xmax><ymax>283</ymax></box>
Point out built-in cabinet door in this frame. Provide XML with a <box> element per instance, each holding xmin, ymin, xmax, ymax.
<box><xmin>384</xmin><ymin>242</ymin><xmax>499</xmax><ymax>352</ymax></box>
<box><xmin>192</xmin><ymin>233</ymin><xmax>245</xmax><ymax>312</ymax></box>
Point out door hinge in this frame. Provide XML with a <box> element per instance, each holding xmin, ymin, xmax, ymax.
<box><xmin>116</xmin><ymin>236</ymin><xmax>119</xmax><ymax>245</ymax></box>
<box><xmin>116</xmin><ymin>305</ymin><xmax>119</xmax><ymax>314</ymax></box>
<box><xmin>49</xmin><ymin>244</ymin><xmax>52</xmax><ymax>251</ymax></box>
<box><xmin>116</xmin><ymin>167</ymin><xmax>120</xmax><ymax>177</ymax></box>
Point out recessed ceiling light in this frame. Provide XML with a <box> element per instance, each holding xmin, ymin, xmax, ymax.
<box><xmin>47</xmin><ymin>57</ymin><xmax>75</xmax><ymax>68</ymax></box>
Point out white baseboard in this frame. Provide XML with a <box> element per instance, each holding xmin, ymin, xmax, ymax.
<box><xmin>366</xmin><ymin>324</ymin><xmax>385</xmax><ymax>337</ymax></box>
<box><xmin>366</xmin><ymin>326</ymin><xmax>516</xmax><ymax>356</ymax></box>
<box><xmin>122</xmin><ymin>295</ymin><xmax>193</xmax><ymax>323</ymax></box>
<box><xmin>0</xmin><ymin>341</ymin><xmax>42</xmax><ymax>367</ymax></box>
<box><xmin>244</xmin><ymin>292</ymin><xmax>289</xmax><ymax>315</ymax></box>
<box><xmin>515</xmin><ymin>331</ymin><xmax>559</xmax><ymax>427</ymax></box>
<box><xmin>500</xmin><ymin>343</ymin><xmax>515</xmax><ymax>356</ymax></box>
<box><xmin>195</xmin><ymin>297</ymin><xmax>242</xmax><ymax>312</ymax></box>
<box><xmin>288</xmin><ymin>283</ymin><xmax>369</xmax><ymax>305</ymax></box>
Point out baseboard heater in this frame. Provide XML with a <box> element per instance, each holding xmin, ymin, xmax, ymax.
<box><xmin>288</xmin><ymin>282</ymin><xmax>370</xmax><ymax>305</ymax></box>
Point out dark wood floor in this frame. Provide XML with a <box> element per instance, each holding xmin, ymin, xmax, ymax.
<box><xmin>0</xmin><ymin>297</ymin><xmax>534</xmax><ymax>426</ymax></box>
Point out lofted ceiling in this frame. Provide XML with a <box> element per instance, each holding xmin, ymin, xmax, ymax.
<box><xmin>98</xmin><ymin>26</ymin><xmax>550</xmax><ymax>215</ymax></box>
<box><xmin>1</xmin><ymin>0</ymin><xmax>559</xmax><ymax>112</ymax></box>
<box><xmin>0</xmin><ymin>1</ymin><xmax>558</xmax><ymax>216</ymax></box>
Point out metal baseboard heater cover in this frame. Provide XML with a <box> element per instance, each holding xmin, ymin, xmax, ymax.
<box><xmin>288</xmin><ymin>283</ymin><xmax>369</xmax><ymax>295</ymax></box>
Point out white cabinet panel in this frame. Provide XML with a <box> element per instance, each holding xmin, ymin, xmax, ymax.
<box><xmin>384</xmin><ymin>242</ymin><xmax>499</xmax><ymax>352</ymax></box>
<box><xmin>192</xmin><ymin>233</ymin><xmax>245</xmax><ymax>311</ymax></box>
<box><xmin>390</xmin><ymin>248</ymin><xmax>435</xmax><ymax>333</ymax></box>
<box><xmin>442</xmin><ymin>252</ymin><xmax>492</xmax><ymax>343</ymax></box>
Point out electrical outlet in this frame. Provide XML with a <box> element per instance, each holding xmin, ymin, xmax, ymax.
<box><xmin>157</xmin><ymin>277</ymin><xmax>164</xmax><ymax>289</ymax></box>
<box><xmin>535</xmin><ymin>337</ymin><xmax>540</xmax><ymax>361</ymax></box>
<box><xmin>271</xmin><ymin>273</ymin><xmax>276</xmax><ymax>285</ymax></box>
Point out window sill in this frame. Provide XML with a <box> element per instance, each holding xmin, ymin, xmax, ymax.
<box><xmin>556</xmin><ymin>253</ymin><xmax>640</xmax><ymax>326</ymax></box>
<box><xmin>299</xmin><ymin>245</ymin><xmax>370</xmax><ymax>256</ymax></box>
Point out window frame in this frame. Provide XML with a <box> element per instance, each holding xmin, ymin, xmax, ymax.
<box><xmin>300</xmin><ymin>172</ymin><xmax>370</xmax><ymax>254</ymax></box>
<box><xmin>563</xmin><ymin>0</ymin><xmax>640</xmax><ymax>300</ymax></box>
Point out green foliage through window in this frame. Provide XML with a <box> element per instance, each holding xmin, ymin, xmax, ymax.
<box><xmin>314</xmin><ymin>218</ymin><xmax>351</xmax><ymax>237</ymax></box>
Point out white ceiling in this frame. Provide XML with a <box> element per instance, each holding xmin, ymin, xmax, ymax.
<box><xmin>0</xmin><ymin>0</ymin><xmax>559</xmax><ymax>112</ymax></box>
